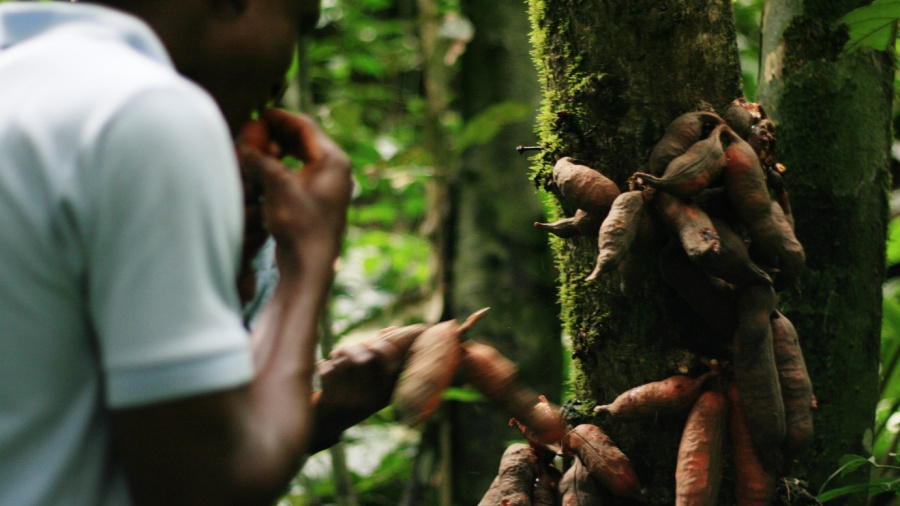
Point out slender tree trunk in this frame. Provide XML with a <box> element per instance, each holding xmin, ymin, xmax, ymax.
<box><xmin>450</xmin><ymin>1</ymin><xmax>563</xmax><ymax>504</ymax></box>
<box><xmin>758</xmin><ymin>0</ymin><xmax>894</xmax><ymax>496</ymax></box>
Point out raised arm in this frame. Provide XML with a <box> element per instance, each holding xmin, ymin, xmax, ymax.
<box><xmin>111</xmin><ymin>109</ymin><xmax>352</xmax><ymax>506</ymax></box>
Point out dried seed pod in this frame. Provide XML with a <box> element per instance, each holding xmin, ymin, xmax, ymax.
<box><xmin>562</xmin><ymin>424</ymin><xmax>644</xmax><ymax>502</ymax></box>
<box><xmin>659</xmin><ymin>241</ymin><xmax>738</xmax><ymax>338</ymax></box>
<box><xmin>633</xmin><ymin>123</ymin><xmax>728</xmax><ymax>199</ymax></box>
<box><xmin>732</xmin><ymin>283</ymin><xmax>785</xmax><ymax>464</ymax></box>
<box><xmin>768</xmin><ymin>201</ymin><xmax>805</xmax><ymax>291</ymax></box>
<box><xmin>722</xmin><ymin>99</ymin><xmax>757</xmax><ymax>141</ymax></box>
<box><xmin>533</xmin><ymin>463</ymin><xmax>562</xmax><ymax>506</ymax></box>
<box><xmin>618</xmin><ymin>210</ymin><xmax>665</xmax><ymax>296</ymax></box>
<box><xmin>559</xmin><ymin>459</ymin><xmax>605</xmax><ymax>506</ymax></box>
<box><xmin>535</xmin><ymin>209</ymin><xmax>602</xmax><ymax>239</ymax></box>
<box><xmin>478</xmin><ymin>476</ymin><xmax>503</xmax><ymax>506</ymax></box>
<box><xmin>694</xmin><ymin>218</ymin><xmax>771</xmax><ymax>287</ymax></box>
<box><xmin>593</xmin><ymin>369</ymin><xmax>717</xmax><ymax>420</ymax></box>
<box><xmin>727</xmin><ymin>381</ymin><xmax>776</xmax><ymax>506</ymax></box>
<box><xmin>392</xmin><ymin>320</ymin><xmax>463</xmax><ymax>426</ymax></box>
<box><xmin>675</xmin><ymin>387</ymin><xmax>727</xmax><ymax>506</ymax></box>
<box><xmin>771</xmin><ymin>311</ymin><xmax>814</xmax><ymax>470</ymax></box>
<box><xmin>722</xmin><ymin>131</ymin><xmax>803</xmax><ymax>280</ymax></box>
<box><xmin>654</xmin><ymin>192</ymin><xmax>721</xmax><ymax>263</ymax></box>
<box><xmin>461</xmin><ymin>341</ymin><xmax>566</xmax><ymax>446</ymax></box>
<box><xmin>552</xmin><ymin>157</ymin><xmax>620</xmax><ymax>217</ymax></box>
<box><xmin>649</xmin><ymin>111</ymin><xmax>725</xmax><ymax>176</ymax></box>
<box><xmin>496</xmin><ymin>443</ymin><xmax>538</xmax><ymax>506</ymax></box>
<box><xmin>586</xmin><ymin>191</ymin><xmax>646</xmax><ymax>281</ymax></box>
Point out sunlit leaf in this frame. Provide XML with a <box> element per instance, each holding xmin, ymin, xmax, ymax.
<box><xmin>838</xmin><ymin>0</ymin><xmax>900</xmax><ymax>51</ymax></box>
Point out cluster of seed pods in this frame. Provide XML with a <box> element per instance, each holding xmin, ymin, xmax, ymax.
<box><xmin>534</xmin><ymin>99</ymin><xmax>815</xmax><ymax>504</ymax></box>
<box><xmin>478</xmin><ymin>420</ymin><xmax>645</xmax><ymax>505</ymax></box>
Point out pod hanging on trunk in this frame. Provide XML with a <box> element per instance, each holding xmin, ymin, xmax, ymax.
<box><xmin>562</xmin><ymin>424</ymin><xmax>645</xmax><ymax>502</ymax></box>
<box><xmin>552</xmin><ymin>157</ymin><xmax>621</xmax><ymax>217</ymax></box>
<box><xmin>675</xmin><ymin>387</ymin><xmax>728</xmax><ymax>506</ymax></box>
<box><xmin>633</xmin><ymin>123</ymin><xmax>728</xmax><ymax>199</ymax></box>
<box><xmin>593</xmin><ymin>369</ymin><xmax>717</xmax><ymax>420</ymax></box>
<box><xmin>771</xmin><ymin>311</ymin><xmax>814</xmax><ymax>471</ymax></box>
<box><xmin>586</xmin><ymin>190</ymin><xmax>646</xmax><ymax>281</ymax></box>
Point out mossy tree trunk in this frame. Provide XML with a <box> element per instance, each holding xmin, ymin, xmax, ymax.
<box><xmin>757</xmin><ymin>0</ymin><xmax>894</xmax><ymax>494</ymax></box>
<box><xmin>449</xmin><ymin>1</ymin><xmax>563</xmax><ymax>503</ymax></box>
<box><xmin>528</xmin><ymin>0</ymin><xmax>891</xmax><ymax>504</ymax></box>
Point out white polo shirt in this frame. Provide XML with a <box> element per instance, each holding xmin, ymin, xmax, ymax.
<box><xmin>0</xmin><ymin>3</ymin><xmax>254</xmax><ymax>504</ymax></box>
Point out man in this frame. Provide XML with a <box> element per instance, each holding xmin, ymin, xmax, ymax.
<box><xmin>0</xmin><ymin>0</ymin><xmax>402</xmax><ymax>504</ymax></box>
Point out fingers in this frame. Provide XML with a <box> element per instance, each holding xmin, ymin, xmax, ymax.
<box><xmin>260</xmin><ymin>109</ymin><xmax>339</xmax><ymax>165</ymax></box>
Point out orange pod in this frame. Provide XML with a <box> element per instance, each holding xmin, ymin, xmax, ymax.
<box><xmin>552</xmin><ymin>157</ymin><xmax>621</xmax><ymax>217</ymax></box>
<box><xmin>675</xmin><ymin>388</ymin><xmax>727</xmax><ymax>506</ymax></box>
<box><xmin>727</xmin><ymin>382</ymin><xmax>776</xmax><ymax>506</ymax></box>
<box><xmin>771</xmin><ymin>311</ymin><xmax>813</xmax><ymax>469</ymax></box>
<box><xmin>562</xmin><ymin>424</ymin><xmax>644</xmax><ymax>502</ymax></box>
<box><xmin>594</xmin><ymin>369</ymin><xmax>717</xmax><ymax>420</ymax></box>
<box><xmin>461</xmin><ymin>341</ymin><xmax>566</xmax><ymax>447</ymax></box>
<box><xmin>559</xmin><ymin>459</ymin><xmax>605</xmax><ymax>505</ymax></box>
<box><xmin>391</xmin><ymin>320</ymin><xmax>462</xmax><ymax>426</ymax></box>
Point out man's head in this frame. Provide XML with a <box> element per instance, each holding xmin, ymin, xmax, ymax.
<box><xmin>94</xmin><ymin>0</ymin><xmax>321</xmax><ymax>133</ymax></box>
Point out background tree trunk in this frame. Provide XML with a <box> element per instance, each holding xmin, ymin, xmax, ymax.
<box><xmin>757</xmin><ymin>0</ymin><xmax>894</xmax><ymax>494</ymax></box>
<box><xmin>448</xmin><ymin>1</ymin><xmax>563</xmax><ymax>503</ymax></box>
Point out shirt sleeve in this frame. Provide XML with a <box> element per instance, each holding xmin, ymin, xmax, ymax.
<box><xmin>83</xmin><ymin>85</ymin><xmax>253</xmax><ymax>408</ymax></box>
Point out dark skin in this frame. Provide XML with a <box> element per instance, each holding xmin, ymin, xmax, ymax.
<box><xmin>91</xmin><ymin>0</ymin><xmax>404</xmax><ymax>503</ymax></box>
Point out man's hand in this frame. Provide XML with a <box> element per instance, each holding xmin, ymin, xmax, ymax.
<box><xmin>307</xmin><ymin>326</ymin><xmax>422</xmax><ymax>453</ymax></box>
<box><xmin>238</xmin><ymin>109</ymin><xmax>352</xmax><ymax>274</ymax></box>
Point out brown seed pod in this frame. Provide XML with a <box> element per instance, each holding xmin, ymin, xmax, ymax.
<box><xmin>771</xmin><ymin>311</ymin><xmax>814</xmax><ymax>470</ymax></box>
<box><xmin>659</xmin><ymin>241</ymin><xmax>738</xmax><ymax>338</ymax></box>
<box><xmin>586</xmin><ymin>191</ymin><xmax>646</xmax><ymax>281</ymax></box>
<box><xmin>392</xmin><ymin>320</ymin><xmax>463</xmax><ymax>426</ymax></box>
<box><xmin>552</xmin><ymin>157</ymin><xmax>621</xmax><ymax>217</ymax></box>
<box><xmin>535</xmin><ymin>209</ymin><xmax>602</xmax><ymax>239</ymax></box>
<box><xmin>649</xmin><ymin>111</ymin><xmax>725</xmax><ymax>176</ymax></box>
<box><xmin>496</xmin><ymin>443</ymin><xmax>539</xmax><ymax>506</ymax></box>
<box><xmin>461</xmin><ymin>341</ymin><xmax>567</xmax><ymax>447</ymax></box>
<box><xmin>722</xmin><ymin>99</ymin><xmax>757</xmax><ymax>141</ymax></box>
<box><xmin>727</xmin><ymin>381</ymin><xmax>776</xmax><ymax>506</ymax></box>
<box><xmin>675</xmin><ymin>387</ymin><xmax>727</xmax><ymax>506</ymax></box>
<box><xmin>618</xmin><ymin>210</ymin><xmax>665</xmax><ymax>296</ymax></box>
<box><xmin>654</xmin><ymin>192</ymin><xmax>721</xmax><ymax>263</ymax></box>
<box><xmin>533</xmin><ymin>463</ymin><xmax>562</xmax><ymax>506</ymax></box>
<box><xmin>559</xmin><ymin>459</ymin><xmax>605</xmax><ymax>506</ymax></box>
<box><xmin>768</xmin><ymin>200</ymin><xmax>805</xmax><ymax>291</ymax></box>
<box><xmin>562</xmin><ymin>424</ymin><xmax>644</xmax><ymax>502</ymax></box>
<box><xmin>732</xmin><ymin>283</ymin><xmax>786</xmax><ymax>464</ymax></box>
<box><xmin>722</xmin><ymin>130</ymin><xmax>803</xmax><ymax>280</ymax></box>
<box><xmin>633</xmin><ymin>123</ymin><xmax>728</xmax><ymax>199</ymax></box>
<box><xmin>593</xmin><ymin>369</ymin><xmax>718</xmax><ymax>420</ymax></box>
<box><xmin>478</xmin><ymin>476</ymin><xmax>503</xmax><ymax>506</ymax></box>
<box><xmin>695</xmin><ymin>218</ymin><xmax>771</xmax><ymax>287</ymax></box>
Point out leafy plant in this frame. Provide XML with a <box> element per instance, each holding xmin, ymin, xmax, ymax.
<box><xmin>838</xmin><ymin>0</ymin><xmax>900</xmax><ymax>51</ymax></box>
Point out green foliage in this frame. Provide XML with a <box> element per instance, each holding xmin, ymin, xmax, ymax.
<box><xmin>817</xmin><ymin>455</ymin><xmax>900</xmax><ymax>502</ymax></box>
<box><xmin>733</xmin><ymin>0</ymin><xmax>765</xmax><ymax>101</ymax></box>
<box><xmin>838</xmin><ymin>0</ymin><xmax>900</xmax><ymax>51</ymax></box>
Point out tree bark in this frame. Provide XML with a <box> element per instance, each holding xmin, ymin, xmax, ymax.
<box><xmin>758</xmin><ymin>0</ymin><xmax>893</xmax><ymax>495</ymax></box>
<box><xmin>450</xmin><ymin>1</ymin><xmax>563</xmax><ymax>503</ymax></box>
